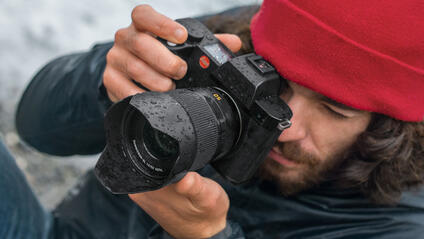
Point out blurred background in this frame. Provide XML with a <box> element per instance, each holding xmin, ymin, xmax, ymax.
<box><xmin>0</xmin><ymin>0</ymin><xmax>262</xmax><ymax>209</ymax></box>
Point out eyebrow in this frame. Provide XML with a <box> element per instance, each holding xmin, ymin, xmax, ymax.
<box><xmin>320</xmin><ymin>96</ymin><xmax>362</xmax><ymax>112</ymax></box>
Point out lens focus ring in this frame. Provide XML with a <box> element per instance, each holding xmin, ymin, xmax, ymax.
<box><xmin>170</xmin><ymin>89</ymin><xmax>219</xmax><ymax>170</ymax></box>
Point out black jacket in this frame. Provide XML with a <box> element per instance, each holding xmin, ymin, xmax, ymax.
<box><xmin>15</xmin><ymin>5</ymin><xmax>424</xmax><ymax>239</ymax></box>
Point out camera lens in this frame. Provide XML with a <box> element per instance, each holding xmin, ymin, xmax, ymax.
<box><xmin>143</xmin><ymin>121</ymin><xmax>179</xmax><ymax>159</ymax></box>
<box><xmin>125</xmin><ymin>88</ymin><xmax>240</xmax><ymax>177</ymax></box>
<box><xmin>96</xmin><ymin>88</ymin><xmax>241</xmax><ymax>193</ymax></box>
<box><xmin>122</xmin><ymin>107</ymin><xmax>179</xmax><ymax>179</ymax></box>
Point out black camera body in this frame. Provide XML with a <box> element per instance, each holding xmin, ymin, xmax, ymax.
<box><xmin>95</xmin><ymin>18</ymin><xmax>292</xmax><ymax>194</ymax></box>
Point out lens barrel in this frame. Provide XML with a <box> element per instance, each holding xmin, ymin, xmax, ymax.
<box><xmin>95</xmin><ymin>87</ymin><xmax>240</xmax><ymax>193</ymax></box>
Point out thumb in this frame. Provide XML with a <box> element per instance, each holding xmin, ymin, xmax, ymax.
<box><xmin>215</xmin><ymin>33</ymin><xmax>242</xmax><ymax>53</ymax></box>
<box><xmin>174</xmin><ymin>172</ymin><xmax>228</xmax><ymax>210</ymax></box>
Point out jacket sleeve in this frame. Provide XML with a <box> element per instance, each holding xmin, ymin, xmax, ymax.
<box><xmin>15</xmin><ymin>42</ymin><xmax>114</xmax><ymax>156</ymax></box>
<box><xmin>148</xmin><ymin>220</ymin><xmax>245</xmax><ymax>239</ymax></box>
<box><xmin>210</xmin><ymin>221</ymin><xmax>245</xmax><ymax>239</ymax></box>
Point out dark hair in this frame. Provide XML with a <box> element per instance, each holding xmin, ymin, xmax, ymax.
<box><xmin>204</xmin><ymin>6</ymin><xmax>424</xmax><ymax>205</ymax></box>
<box><xmin>338</xmin><ymin>115</ymin><xmax>424</xmax><ymax>205</ymax></box>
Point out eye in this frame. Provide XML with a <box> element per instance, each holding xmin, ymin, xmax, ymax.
<box><xmin>323</xmin><ymin>104</ymin><xmax>348</xmax><ymax>119</ymax></box>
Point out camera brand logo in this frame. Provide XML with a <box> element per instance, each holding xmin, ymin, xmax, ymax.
<box><xmin>199</xmin><ymin>55</ymin><xmax>210</xmax><ymax>69</ymax></box>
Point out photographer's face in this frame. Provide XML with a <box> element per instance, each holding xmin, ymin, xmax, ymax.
<box><xmin>261</xmin><ymin>81</ymin><xmax>372</xmax><ymax>195</ymax></box>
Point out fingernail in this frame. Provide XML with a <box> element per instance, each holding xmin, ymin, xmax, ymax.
<box><xmin>176</xmin><ymin>64</ymin><xmax>187</xmax><ymax>79</ymax></box>
<box><xmin>174</xmin><ymin>28</ymin><xmax>185</xmax><ymax>41</ymax></box>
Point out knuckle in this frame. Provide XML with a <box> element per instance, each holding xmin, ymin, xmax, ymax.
<box><xmin>131</xmin><ymin>4</ymin><xmax>152</xmax><ymax>21</ymax></box>
<box><xmin>176</xmin><ymin>173</ymin><xmax>195</xmax><ymax>194</ymax></box>
<box><xmin>204</xmin><ymin>195</ymin><xmax>220</xmax><ymax>211</ymax></box>
<box><xmin>105</xmin><ymin>48</ymin><xmax>117</xmax><ymax>63</ymax></box>
<box><xmin>164</xmin><ymin>57</ymin><xmax>182</xmax><ymax>74</ymax></box>
<box><xmin>114</xmin><ymin>28</ymin><xmax>127</xmax><ymax>43</ymax></box>
<box><xmin>204</xmin><ymin>189</ymin><xmax>228</xmax><ymax>212</ymax></box>
<box><xmin>102</xmin><ymin>69</ymin><xmax>113</xmax><ymax>88</ymax></box>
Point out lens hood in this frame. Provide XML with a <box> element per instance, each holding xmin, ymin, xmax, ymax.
<box><xmin>95</xmin><ymin>88</ymin><xmax>238</xmax><ymax>193</ymax></box>
<box><xmin>95</xmin><ymin>91</ymin><xmax>198</xmax><ymax>193</ymax></box>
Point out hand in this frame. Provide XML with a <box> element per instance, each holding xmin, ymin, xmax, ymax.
<box><xmin>129</xmin><ymin>172</ymin><xmax>229</xmax><ymax>239</ymax></box>
<box><xmin>103</xmin><ymin>4</ymin><xmax>242</xmax><ymax>102</ymax></box>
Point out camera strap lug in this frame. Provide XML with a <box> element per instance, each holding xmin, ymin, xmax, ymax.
<box><xmin>277</xmin><ymin>119</ymin><xmax>292</xmax><ymax>131</ymax></box>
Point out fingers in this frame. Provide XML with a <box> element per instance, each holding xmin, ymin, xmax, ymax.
<box><xmin>131</xmin><ymin>4</ymin><xmax>188</xmax><ymax>44</ymax></box>
<box><xmin>215</xmin><ymin>33</ymin><xmax>242</xmax><ymax>53</ymax></box>
<box><xmin>106</xmin><ymin>46</ymin><xmax>176</xmax><ymax>93</ymax></box>
<box><xmin>174</xmin><ymin>172</ymin><xmax>201</xmax><ymax>196</ymax></box>
<box><xmin>103</xmin><ymin>5</ymin><xmax>189</xmax><ymax>102</ymax></box>
<box><xmin>124</xmin><ymin>27</ymin><xmax>187</xmax><ymax>79</ymax></box>
<box><xmin>103</xmin><ymin>4</ymin><xmax>242</xmax><ymax>103</ymax></box>
<box><xmin>103</xmin><ymin>67</ymin><xmax>144</xmax><ymax>102</ymax></box>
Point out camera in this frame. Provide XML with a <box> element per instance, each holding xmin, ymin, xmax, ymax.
<box><xmin>95</xmin><ymin>18</ymin><xmax>292</xmax><ymax>194</ymax></box>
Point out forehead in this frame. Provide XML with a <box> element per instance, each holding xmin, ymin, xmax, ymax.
<box><xmin>287</xmin><ymin>80</ymin><xmax>361</xmax><ymax>112</ymax></box>
<box><xmin>320</xmin><ymin>95</ymin><xmax>362</xmax><ymax>112</ymax></box>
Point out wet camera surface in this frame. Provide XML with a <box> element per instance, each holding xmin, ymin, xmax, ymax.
<box><xmin>95</xmin><ymin>18</ymin><xmax>292</xmax><ymax>194</ymax></box>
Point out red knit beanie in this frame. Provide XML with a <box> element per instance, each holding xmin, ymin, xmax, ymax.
<box><xmin>251</xmin><ymin>0</ymin><xmax>424</xmax><ymax>122</ymax></box>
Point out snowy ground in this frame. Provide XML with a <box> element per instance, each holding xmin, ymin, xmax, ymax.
<box><xmin>0</xmin><ymin>0</ymin><xmax>262</xmax><ymax>209</ymax></box>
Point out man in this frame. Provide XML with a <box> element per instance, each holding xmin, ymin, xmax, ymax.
<box><xmin>14</xmin><ymin>0</ymin><xmax>424</xmax><ymax>238</ymax></box>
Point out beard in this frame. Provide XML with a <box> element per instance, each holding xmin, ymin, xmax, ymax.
<box><xmin>258</xmin><ymin>141</ymin><xmax>348</xmax><ymax>196</ymax></box>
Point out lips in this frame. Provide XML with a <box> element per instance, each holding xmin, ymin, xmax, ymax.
<box><xmin>268</xmin><ymin>147</ymin><xmax>298</xmax><ymax>167</ymax></box>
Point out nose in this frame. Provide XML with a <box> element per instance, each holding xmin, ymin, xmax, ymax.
<box><xmin>278</xmin><ymin>94</ymin><xmax>308</xmax><ymax>143</ymax></box>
